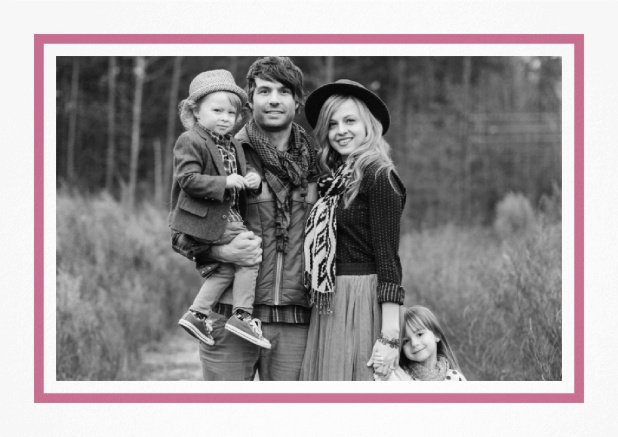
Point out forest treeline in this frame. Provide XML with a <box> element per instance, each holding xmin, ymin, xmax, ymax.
<box><xmin>56</xmin><ymin>56</ymin><xmax>561</xmax><ymax>228</ymax></box>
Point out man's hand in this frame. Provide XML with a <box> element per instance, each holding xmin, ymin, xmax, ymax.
<box><xmin>226</xmin><ymin>174</ymin><xmax>246</xmax><ymax>190</ymax></box>
<box><xmin>209</xmin><ymin>231</ymin><xmax>262</xmax><ymax>266</ymax></box>
<box><xmin>244</xmin><ymin>172</ymin><xmax>261</xmax><ymax>190</ymax></box>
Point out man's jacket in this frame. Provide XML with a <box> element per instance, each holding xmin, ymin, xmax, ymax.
<box><xmin>217</xmin><ymin>126</ymin><xmax>318</xmax><ymax>307</ymax></box>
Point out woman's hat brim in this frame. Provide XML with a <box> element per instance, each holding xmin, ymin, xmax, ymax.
<box><xmin>304</xmin><ymin>80</ymin><xmax>390</xmax><ymax>134</ymax></box>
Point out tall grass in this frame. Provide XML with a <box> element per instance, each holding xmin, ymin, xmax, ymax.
<box><xmin>400</xmin><ymin>193</ymin><xmax>561</xmax><ymax>380</ymax></box>
<box><xmin>56</xmin><ymin>191</ymin><xmax>201</xmax><ymax>380</ymax></box>
<box><xmin>57</xmin><ymin>188</ymin><xmax>561</xmax><ymax>381</ymax></box>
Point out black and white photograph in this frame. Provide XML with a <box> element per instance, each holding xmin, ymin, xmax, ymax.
<box><xmin>55</xmin><ymin>55</ymin><xmax>562</xmax><ymax>383</ymax></box>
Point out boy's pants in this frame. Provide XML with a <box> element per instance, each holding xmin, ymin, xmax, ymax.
<box><xmin>190</xmin><ymin>221</ymin><xmax>259</xmax><ymax>316</ymax></box>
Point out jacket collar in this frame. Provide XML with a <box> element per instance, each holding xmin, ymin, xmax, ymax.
<box><xmin>191</xmin><ymin>123</ymin><xmax>226</xmax><ymax>175</ymax></box>
<box><xmin>192</xmin><ymin>122</ymin><xmax>217</xmax><ymax>142</ymax></box>
<box><xmin>191</xmin><ymin>123</ymin><xmax>247</xmax><ymax>175</ymax></box>
<box><xmin>235</xmin><ymin>125</ymin><xmax>250</xmax><ymax>145</ymax></box>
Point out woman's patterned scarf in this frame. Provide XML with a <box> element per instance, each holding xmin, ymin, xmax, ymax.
<box><xmin>303</xmin><ymin>160</ymin><xmax>354</xmax><ymax>314</ymax></box>
<box><xmin>246</xmin><ymin>120</ymin><xmax>315</xmax><ymax>253</ymax></box>
<box><xmin>405</xmin><ymin>356</ymin><xmax>449</xmax><ymax>381</ymax></box>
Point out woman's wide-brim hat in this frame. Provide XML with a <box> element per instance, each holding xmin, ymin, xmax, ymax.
<box><xmin>188</xmin><ymin>69</ymin><xmax>248</xmax><ymax>106</ymax></box>
<box><xmin>304</xmin><ymin>79</ymin><xmax>390</xmax><ymax>134</ymax></box>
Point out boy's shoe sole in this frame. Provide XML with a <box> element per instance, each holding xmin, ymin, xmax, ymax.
<box><xmin>178</xmin><ymin>318</ymin><xmax>215</xmax><ymax>346</ymax></box>
<box><xmin>224</xmin><ymin>321</ymin><xmax>271</xmax><ymax>349</ymax></box>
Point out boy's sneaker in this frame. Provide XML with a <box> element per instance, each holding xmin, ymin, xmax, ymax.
<box><xmin>224</xmin><ymin>313</ymin><xmax>271</xmax><ymax>349</ymax></box>
<box><xmin>178</xmin><ymin>311</ymin><xmax>214</xmax><ymax>346</ymax></box>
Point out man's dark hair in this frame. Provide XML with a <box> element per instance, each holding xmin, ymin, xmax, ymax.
<box><xmin>245</xmin><ymin>57</ymin><xmax>306</xmax><ymax>107</ymax></box>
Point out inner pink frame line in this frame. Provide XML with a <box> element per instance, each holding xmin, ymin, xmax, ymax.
<box><xmin>34</xmin><ymin>34</ymin><xmax>583</xmax><ymax>403</ymax></box>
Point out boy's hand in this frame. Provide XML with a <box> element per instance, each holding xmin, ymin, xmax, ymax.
<box><xmin>244</xmin><ymin>172</ymin><xmax>261</xmax><ymax>190</ymax></box>
<box><xmin>225</xmin><ymin>174</ymin><xmax>246</xmax><ymax>190</ymax></box>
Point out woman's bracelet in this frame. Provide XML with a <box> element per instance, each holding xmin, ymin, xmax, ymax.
<box><xmin>377</xmin><ymin>333</ymin><xmax>400</xmax><ymax>349</ymax></box>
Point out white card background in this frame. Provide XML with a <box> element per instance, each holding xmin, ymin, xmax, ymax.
<box><xmin>2</xmin><ymin>1</ymin><xmax>616</xmax><ymax>436</ymax></box>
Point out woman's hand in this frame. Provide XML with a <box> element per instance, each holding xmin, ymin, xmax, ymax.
<box><xmin>367</xmin><ymin>352</ymin><xmax>386</xmax><ymax>381</ymax></box>
<box><xmin>367</xmin><ymin>341</ymin><xmax>399</xmax><ymax>379</ymax></box>
<box><xmin>368</xmin><ymin>302</ymin><xmax>401</xmax><ymax>379</ymax></box>
<box><xmin>367</xmin><ymin>351</ymin><xmax>390</xmax><ymax>381</ymax></box>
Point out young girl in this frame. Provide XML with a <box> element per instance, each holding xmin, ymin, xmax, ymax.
<box><xmin>300</xmin><ymin>79</ymin><xmax>406</xmax><ymax>381</ymax></box>
<box><xmin>375</xmin><ymin>306</ymin><xmax>466</xmax><ymax>381</ymax></box>
<box><xmin>169</xmin><ymin>69</ymin><xmax>270</xmax><ymax>349</ymax></box>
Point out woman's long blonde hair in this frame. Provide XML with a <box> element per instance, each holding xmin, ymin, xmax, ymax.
<box><xmin>313</xmin><ymin>95</ymin><xmax>395</xmax><ymax>207</ymax></box>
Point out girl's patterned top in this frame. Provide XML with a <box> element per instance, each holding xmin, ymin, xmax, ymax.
<box><xmin>384</xmin><ymin>366</ymin><xmax>467</xmax><ymax>381</ymax></box>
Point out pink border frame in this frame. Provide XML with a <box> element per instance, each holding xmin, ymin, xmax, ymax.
<box><xmin>35</xmin><ymin>34</ymin><xmax>584</xmax><ymax>403</ymax></box>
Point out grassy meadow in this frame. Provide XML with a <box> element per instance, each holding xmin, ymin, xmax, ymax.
<box><xmin>56</xmin><ymin>190</ymin><xmax>202</xmax><ymax>380</ymax></box>
<box><xmin>56</xmin><ymin>190</ymin><xmax>561</xmax><ymax>381</ymax></box>
<box><xmin>401</xmin><ymin>193</ymin><xmax>562</xmax><ymax>381</ymax></box>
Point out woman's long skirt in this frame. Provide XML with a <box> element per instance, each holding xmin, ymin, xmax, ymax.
<box><xmin>300</xmin><ymin>274</ymin><xmax>381</xmax><ymax>381</ymax></box>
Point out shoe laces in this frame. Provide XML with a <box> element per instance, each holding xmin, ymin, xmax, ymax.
<box><xmin>202</xmin><ymin>318</ymin><xmax>213</xmax><ymax>334</ymax></box>
<box><xmin>247</xmin><ymin>318</ymin><xmax>264</xmax><ymax>337</ymax></box>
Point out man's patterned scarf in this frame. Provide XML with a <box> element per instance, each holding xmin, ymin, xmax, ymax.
<box><xmin>246</xmin><ymin>120</ymin><xmax>316</xmax><ymax>252</ymax></box>
<box><xmin>303</xmin><ymin>160</ymin><xmax>354</xmax><ymax>314</ymax></box>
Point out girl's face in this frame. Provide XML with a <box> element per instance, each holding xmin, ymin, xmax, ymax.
<box><xmin>402</xmin><ymin>321</ymin><xmax>440</xmax><ymax>368</ymax></box>
<box><xmin>193</xmin><ymin>91</ymin><xmax>238</xmax><ymax>135</ymax></box>
<box><xmin>327</xmin><ymin>99</ymin><xmax>367</xmax><ymax>160</ymax></box>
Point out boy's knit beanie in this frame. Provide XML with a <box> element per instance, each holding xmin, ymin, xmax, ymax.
<box><xmin>188</xmin><ymin>69</ymin><xmax>248</xmax><ymax>106</ymax></box>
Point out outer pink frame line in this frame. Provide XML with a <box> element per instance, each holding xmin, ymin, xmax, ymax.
<box><xmin>34</xmin><ymin>34</ymin><xmax>584</xmax><ymax>403</ymax></box>
<box><xmin>35</xmin><ymin>392</ymin><xmax>580</xmax><ymax>403</ymax></box>
<box><xmin>35</xmin><ymin>34</ymin><xmax>580</xmax><ymax>44</ymax></box>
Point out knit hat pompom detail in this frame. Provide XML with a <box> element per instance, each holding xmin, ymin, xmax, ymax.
<box><xmin>188</xmin><ymin>70</ymin><xmax>248</xmax><ymax>106</ymax></box>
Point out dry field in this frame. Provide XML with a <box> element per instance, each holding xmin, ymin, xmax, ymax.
<box><xmin>56</xmin><ymin>190</ymin><xmax>561</xmax><ymax>381</ymax></box>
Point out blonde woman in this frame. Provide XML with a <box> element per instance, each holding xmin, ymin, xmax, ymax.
<box><xmin>301</xmin><ymin>80</ymin><xmax>406</xmax><ymax>381</ymax></box>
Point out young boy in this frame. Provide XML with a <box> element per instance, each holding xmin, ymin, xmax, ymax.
<box><xmin>169</xmin><ymin>69</ymin><xmax>270</xmax><ymax>349</ymax></box>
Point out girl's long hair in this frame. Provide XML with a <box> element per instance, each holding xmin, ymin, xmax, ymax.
<box><xmin>313</xmin><ymin>95</ymin><xmax>395</xmax><ymax>207</ymax></box>
<box><xmin>398</xmin><ymin>306</ymin><xmax>462</xmax><ymax>372</ymax></box>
